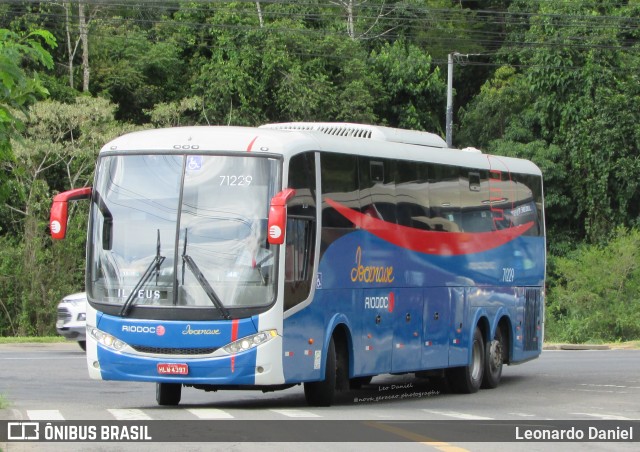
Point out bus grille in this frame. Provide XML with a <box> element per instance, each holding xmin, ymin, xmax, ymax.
<box><xmin>130</xmin><ymin>345</ymin><xmax>218</xmax><ymax>355</ymax></box>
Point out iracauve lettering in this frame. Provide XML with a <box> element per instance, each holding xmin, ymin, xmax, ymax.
<box><xmin>350</xmin><ymin>246</ymin><xmax>394</xmax><ymax>283</ymax></box>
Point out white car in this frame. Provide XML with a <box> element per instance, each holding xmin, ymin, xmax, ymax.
<box><xmin>56</xmin><ymin>292</ymin><xmax>87</xmax><ymax>351</ymax></box>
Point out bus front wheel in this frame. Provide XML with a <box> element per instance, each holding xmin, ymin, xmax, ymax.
<box><xmin>304</xmin><ymin>338</ymin><xmax>336</xmax><ymax>406</ymax></box>
<box><xmin>447</xmin><ymin>327</ymin><xmax>485</xmax><ymax>394</ymax></box>
<box><xmin>156</xmin><ymin>383</ymin><xmax>182</xmax><ymax>406</ymax></box>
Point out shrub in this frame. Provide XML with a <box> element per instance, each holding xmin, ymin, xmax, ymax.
<box><xmin>546</xmin><ymin>227</ymin><xmax>640</xmax><ymax>343</ymax></box>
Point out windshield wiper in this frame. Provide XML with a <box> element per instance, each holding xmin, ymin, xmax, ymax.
<box><xmin>181</xmin><ymin>229</ymin><xmax>231</xmax><ymax>319</ymax></box>
<box><xmin>120</xmin><ymin>230</ymin><xmax>165</xmax><ymax>317</ymax></box>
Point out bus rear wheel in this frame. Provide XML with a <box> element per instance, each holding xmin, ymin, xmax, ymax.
<box><xmin>156</xmin><ymin>383</ymin><xmax>182</xmax><ymax>406</ymax></box>
<box><xmin>304</xmin><ymin>338</ymin><xmax>336</xmax><ymax>406</ymax></box>
<box><xmin>481</xmin><ymin>327</ymin><xmax>504</xmax><ymax>389</ymax></box>
<box><xmin>447</xmin><ymin>327</ymin><xmax>485</xmax><ymax>394</ymax></box>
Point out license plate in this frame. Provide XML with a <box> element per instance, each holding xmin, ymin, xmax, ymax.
<box><xmin>157</xmin><ymin>363</ymin><xmax>188</xmax><ymax>375</ymax></box>
<box><xmin>56</xmin><ymin>320</ymin><xmax>64</xmax><ymax>328</ymax></box>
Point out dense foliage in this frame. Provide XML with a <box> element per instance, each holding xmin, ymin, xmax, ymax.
<box><xmin>546</xmin><ymin>228</ymin><xmax>640</xmax><ymax>343</ymax></box>
<box><xmin>0</xmin><ymin>0</ymin><xmax>638</xmax><ymax>342</ymax></box>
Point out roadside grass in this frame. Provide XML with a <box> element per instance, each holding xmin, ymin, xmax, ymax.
<box><xmin>544</xmin><ymin>340</ymin><xmax>640</xmax><ymax>350</ymax></box>
<box><xmin>0</xmin><ymin>393</ymin><xmax>8</xmax><ymax>409</ymax></box>
<box><xmin>0</xmin><ymin>336</ymin><xmax>66</xmax><ymax>344</ymax></box>
<box><xmin>608</xmin><ymin>340</ymin><xmax>640</xmax><ymax>350</ymax></box>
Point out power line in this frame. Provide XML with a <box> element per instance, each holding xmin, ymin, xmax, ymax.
<box><xmin>5</xmin><ymin>0</ymin><xmax>640</xmax><ymax>27</ymax></box>
<box><xmin>4</xmin><ymin>7</ymin><xmax>639</xmax><ymax>49</ymax></box>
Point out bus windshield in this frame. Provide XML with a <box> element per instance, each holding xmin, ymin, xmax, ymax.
<box><xmin>88</xmin><ymin>153</ymin><xmax>280</xmax><ymax>313</ymax></box>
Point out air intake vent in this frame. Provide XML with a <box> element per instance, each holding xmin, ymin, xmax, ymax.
<box><xmin>264</xmin><ymin>122</ymin><xmax>372</xmax><ymax>138</ymax></box>
<box><xmin>260</xmin><ymin>122</ymin><xmax>447</xmax><ymax>148</ymax></box>
<box><xmin>523</xmin><ymin>288</ymin><xmax>541</xmax><ymax>351</ymax></box>
<box><xmin>315</xmin><ymin>125</ymin><xmax>373</xmax><ymax>139</ymax></box>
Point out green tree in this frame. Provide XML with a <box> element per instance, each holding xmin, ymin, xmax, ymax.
<box><xmin>516</xmin><ymin>0</ymin><xmax>640</xmax><ymax>242</ymax></box>
<box><xmin>457</xmin><ymin>66</ymin><xmax>529</xmax><ymax>149</ymax></box>
<box><xmin>458</xmin><ymin>0</ymin><xmax>640</xmax><ymax>245</ymax></box>
<box><xmin>0</xmin><ymin>28</ymin><xmax>56</xmax><ymax>200</ymax></box>
<box><xmin>370</xmin><ymin>40</ymin><xmax>445</xmax><ymax>132</ymax></box>
<box><xmin>0</xmin><ymin>97</ymin><xmax>135</xmax><ymax>336</ymax></box>
<box><xmin>182</xmin><ymin>3</ymin><xmax>380</xmax><ymax>125</ymax></box>
<box><xmin>90</xmin><ymin>20</ymin><xmax>187</xmax><ymax>123</ymax></box>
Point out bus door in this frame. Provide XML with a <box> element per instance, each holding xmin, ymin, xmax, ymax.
<box><xmin>391</xmin><ymin>288</ymin><xmax>423</xmax><ymax>373</ymax></box>
<box><xmin>422</xmin><ymin>287</ymin><xmax>451</xmax><ymax>369</ymax></box>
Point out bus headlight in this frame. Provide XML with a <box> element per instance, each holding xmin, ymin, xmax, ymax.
<box><xmin>89</xmin><ymin>327</ymin><xmax>127</xmax><ymax>351</ymax></box>
<box><xmin>223</xmin><ymin>330</ymin><xmax>278</xmax><ymax>355</ymax></box>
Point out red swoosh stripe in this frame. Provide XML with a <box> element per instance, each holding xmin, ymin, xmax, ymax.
<box><xmin>230</xmin><ymin>319</ymin><xmax>239</xmax><ymax>373</ymax></box>
<box><xmin>325</xmin><ymin>198</ymin><xmax>533</xmax><ymax>256</ymax></box>
<box><xmin>246</xmin><ymin>136</ymin><xmax>258</xmax><ymax>152</ymax></box>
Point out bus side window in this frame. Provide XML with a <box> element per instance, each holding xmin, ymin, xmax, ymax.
<box><xmin>285</xmin><ymin>219</ymin><xmax>311</xmax><ymax>280</ymax></box>
<box><xmin>461</xmin><ymin>170</ymin><xmax>492</xmax><ymax>232</ymax></box>
<box><xmin>359</xmin><ymin>158</ymin><xmax>396</xmax><ymax>223</ymax></box>
<box><xmin>396</xmin><ymin>160</ymin><xmax>429</xmax><ymax>229</ymax></box>
<box><xmin>509</xmin><ymin>173</ymin><xmax>544</xmax><ymax>236</ymax></box>
<box><xmin>428</xmin><ymin>164</ymin><xmax>461</xmax><ymax>232</ymax></box>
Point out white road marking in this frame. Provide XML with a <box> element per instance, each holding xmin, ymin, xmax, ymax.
<box><xmin>107</xmin><ymin>408</ymin><xmax>152</xmax><ymax>420</ymax></box>
<box><xmin>571</xmin><ymin>388</ymin><xmax>620</xmax><ymax>394</ymax></box>
<box><xmin>0</xmin><ymin>357</ymin><xmax>84</xmax><ymax>360</ymax></box>
<box><xmin>187</xmin><ymin>408</ymin><xmax>234</xmax><ymax>419</ymax></box>
<box><xmin>270</xmin><ymin>409</ymin><xmax>321</xmax><ymax>418</ymax></box>
<box><xmin>27</xmin><ymin>410</ymin><xmax>65</xmax><ymax>420</ymax></box>
<box><xmin>422</xmin><ymin>409</ymin><xmax>493</xmax><ymax>420</ymax></box>
<box><xmin>571</xmin><ymin>413</ymin><xmax>634</xmax><ymax>420</ymax></box>
<box><xmin>579</xmin><ymin>383</ymin><xmax>640</xmax><ymax>389</ymax></box>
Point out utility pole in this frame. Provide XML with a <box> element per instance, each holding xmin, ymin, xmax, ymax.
<box><xmin>446</xmin><ymin>52</ymin><xmax>458</xmax><ymax>148</ymax></box>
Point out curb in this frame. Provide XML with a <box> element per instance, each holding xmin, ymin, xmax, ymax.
<box><xmin>543</xmin><ymin>344</ymin><xmax>610</xmax><ymax>350</ymax></box>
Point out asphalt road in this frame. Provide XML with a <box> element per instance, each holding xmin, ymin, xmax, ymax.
<box><xmin>0</xmin><ymin>342</ymin><xmax>638</xmax><ymax>451</ymax></box>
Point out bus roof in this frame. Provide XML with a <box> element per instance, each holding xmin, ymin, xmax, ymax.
<box><xmin>100</xmin><ymin>123</ymin><xmax>541</xmax><ymax>176</ymax></box>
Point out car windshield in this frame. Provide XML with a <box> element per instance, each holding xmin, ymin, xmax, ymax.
<box><xmin>88</xmin><ymin>153</ymin><xmax>280</xmax><ymax>314</ymax></box>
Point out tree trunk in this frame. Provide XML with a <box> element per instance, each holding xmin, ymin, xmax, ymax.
<box><xmin>79</xmin><ymin>2</ymin><xmax>90</xmax><ymax>92</ymax></box>
<box><xmin>256</xmin><ymin>2</ymin><xmax>264</xmax><ymax>28</ymax></box>
<box><xmin>64</xmin><ymin>2</ymin><xmax>74</xmax><ymax>89</ymax></box>
<box><xmin>346</xmin><ymin>0</ymin><xmax>355</xmax><ymax>39</ymax></box>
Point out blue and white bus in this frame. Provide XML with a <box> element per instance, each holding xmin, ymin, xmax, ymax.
<box><xmin>50</xmin><ymin>122</ymin><xmax>545</xmax><ymax>406</ymax></box>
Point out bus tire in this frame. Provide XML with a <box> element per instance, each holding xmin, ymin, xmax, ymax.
<box><xmin>481</xmin><ymin>327</ymin><xmax>504</xmax><ymax>389</ymax></box>
<box><xmin>447</xmin><ymin>327</ymin><xmax>484</xmax><ymax>394</ymax></box>
<box><xmin>304</xmin><ymin>337</ymin><xmax>336</xmax><ymax>406</ymax></box>
<box><xmin>156</xmin><ymin>383</ymin><xmax>181</xmax><ymax>406</ymax></box>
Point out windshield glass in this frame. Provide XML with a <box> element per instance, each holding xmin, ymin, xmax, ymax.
<box><xmin>88</xmin><ymin>153</ymin><xmax>280</xmax><ymax>314</ymax></box>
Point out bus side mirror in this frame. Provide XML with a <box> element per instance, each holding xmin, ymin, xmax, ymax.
<box><xmin>50</xmin><ymin>187</ymin><xmax>92</xmax><ymax>240</ymax></box>
<box><xmin>267</xmin><ymin>188</ymin><xmax>296</xmax><ymax>245</ymax></box>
